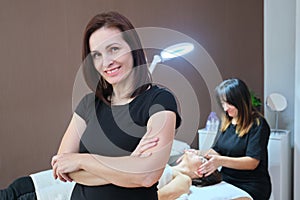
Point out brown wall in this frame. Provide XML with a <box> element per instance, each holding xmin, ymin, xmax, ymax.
<box><xmin>0</xmin><ymin>0</ymin><xmax>263</xmax><ymax>187</ymax></box>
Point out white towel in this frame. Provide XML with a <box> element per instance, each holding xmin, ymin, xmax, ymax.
<box><xmin>30</xmin><ymin>169</ymin><xmax>75</xmax><ymax>200</ymax></box>
<box><xmin>157</xmin><ymin>164</ymin><xmax>173</xmax><ymax>190</ymax></box>
<box><xmin>188</xmin><ymin>182</ymin><xmax>253</xmax><ymax>200</ymax></box>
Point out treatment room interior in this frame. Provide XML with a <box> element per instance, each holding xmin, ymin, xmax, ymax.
<box><xmin>0</xmin><ymin>0</ymin><xmax>299</xmax><ymax>199</ymax></box>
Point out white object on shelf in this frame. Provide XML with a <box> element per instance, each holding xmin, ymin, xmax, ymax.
<box><xmin>268</xmin><ymin>129</ymin><xmax>291</xmax><ymax>200</ymax></box>
<box><xmin>198</xmin><ymin>128</ymin><xmax>218</xmax><ymax>151</ymax></box>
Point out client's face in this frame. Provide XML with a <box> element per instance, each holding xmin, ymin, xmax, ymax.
<box><xmin>183</xmin><ymin>151</ymin><xmax>204</xmax><ymax>173</ymax></box>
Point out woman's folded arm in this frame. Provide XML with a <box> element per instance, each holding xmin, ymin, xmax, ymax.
<box><xmin>54</xmin><ymin>111</ymin><xmax>176</xmax><ymax>188</ymax></box>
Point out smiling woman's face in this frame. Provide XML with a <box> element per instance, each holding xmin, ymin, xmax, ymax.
<box><xmin>89</xmin><ymin>27</ymin><xmax>134</xmax><ymax>86</ymax></box>
<box><xmin>221</xmin><ymin>101</ymin><xmax>238</xmax><ymax>118</ymax></box>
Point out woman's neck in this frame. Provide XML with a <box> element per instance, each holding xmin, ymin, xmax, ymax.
<box><xmin>111</xmin><ymin>82</ymin><xmax>134</xmax><ymax>105</ymax></box>
<box><xmin>111</xmin><ymin>92</ymin><xmax>133</xmax><ymax>105</ymax></box>
<box><xmin>110</xmin><ymin>70</ymin><xmax>135</xmax><ymax>104</ymax></box>
<box><xmin>110</xmin><ymin>73</ymin><xmax>152</xmax><ymax>105</ymax></box>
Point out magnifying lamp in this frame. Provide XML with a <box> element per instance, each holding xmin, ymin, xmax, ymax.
<box><xmin>149</xmin><ymin>42</ymin><xmax>194</xmax><ymax>73</ymax></box>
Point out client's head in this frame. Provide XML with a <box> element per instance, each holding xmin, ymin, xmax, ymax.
<box><xmin>175</xmin><ymin>151</ymin><xmax>222</xmax><ymax>186</ymax></box>
<box><xmin>175</xmin><ymin>151</ymin><xmax>207</xmax><ymax>179</ymax></box>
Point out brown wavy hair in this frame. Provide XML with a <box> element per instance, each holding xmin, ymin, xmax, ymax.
<box><xmin>215</xmin><ymin>78</ymin><xmax>261</xmax><ymax>137</ymax></box>
<box><xmin>81</xmin><ymin>11</ymin><xmax>152</xmax><ymax>104</ymax></box>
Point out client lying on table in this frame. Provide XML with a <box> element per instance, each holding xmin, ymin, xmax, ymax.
<box><xmin>158</xmin><ymin>150</ymin><xmax>222</xmax><ymax>200</ymax></box>
<box><xmin>0</xmin><ymin>150</ymin><xmax>221</xmax><ymax>200</ymax></box>
<box><xmin>158</xmin><ymin>150</ymin><xmax>252</xmax><ymax>200</ymax></box>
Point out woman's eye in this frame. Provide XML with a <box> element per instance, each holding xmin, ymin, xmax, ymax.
<box><xmin>111</xmin><ymin>47</ymin><xmax>119</xmax><ymax>53</ymax></box>
<box><xmin>92</xmin><ymin>52</ymin><xmax>101</xmax><ymax>59</ymax></box>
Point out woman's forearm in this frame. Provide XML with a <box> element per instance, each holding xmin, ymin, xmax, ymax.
<box><xmin>69</xmin><ymin>170</ymin><xmax>109</xmax><ymax>186</ymax></box>
<box><xmin>66</xmin><ymin>160</ymin><xmax>161</xmax><ymax>188</ymax></box>
<box><xmin>56</xmin><ymin>111</ymin><xmax>175</xmax><ymax>188</ymax></box>
<box><xmin>77</xmin><ymin>111</ymin><xmax>176</xmax><ymax>187</ymax></box>
<box><xmin>219</xmin><ymin>156</ymin><xmax>259</xmax><ymax>170</ymax></box>
<box><xmin>78</xmin><ymin>152</ymin><xmax>168</xmax><ymax>188</ymax></box>
<box><xmin>69</xmin><ymin>157</ymin><xmax>162</xmax><ymax>188</ymax></box>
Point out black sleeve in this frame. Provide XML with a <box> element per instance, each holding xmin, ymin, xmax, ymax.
<box><xmin>212</xmin><ymin>133</ymin><xmax>222</xmax><ymax>153</ymax></box>
<box><xmin>74</xmin><ymin>93</ymin><xmax>94</xmax><ymax>121</ymax></box>
<box><xmin>246</xmin><ymin>117</ymin><xmax>270</xmax><ymax>160</ymax></box>
<box><xmin>149</xmin><ymin>89</ymin><xmax>181</xmax><ymax>129</ymax></box>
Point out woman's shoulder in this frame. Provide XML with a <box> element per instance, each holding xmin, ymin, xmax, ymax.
<box><xmin>75</xmin><ymin>92</ymin><xmax>102</xmax><ymax>110</ymax></box>
<box><xmin>77</xmin><ymin>93</ymin><xmax>95</xmax><ymax>105</ymax></box>
<box><xmin>256</xmin><ymin>115</ymin><xmax>269</xmax><ymax>126</ymax></box>
<box><xmin>148</xmin><ymin>85</ymin><xmax>170</xmax><ymax>93</ymax></box>
<box><xmin>134</xmin><ymin>85</ymin><xmax>175</xmax><ymax>103</ymax></box>
<box><xmin>252</xmin><ymin>115</ymin><xmax>271</xmax><ymax>133</ymax></box>
<box><xmin>83</xmin><ymin>92</ymin><xmax>96</xmax><ymax>100</ymax></box>
<box><xmin>148</xmin><ymin>85</ymin><xmax>176</xmax><ymax>98</ymax></box>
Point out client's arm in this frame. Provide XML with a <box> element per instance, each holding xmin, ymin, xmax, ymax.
<box><xmin>158</xmin><ymin>169</ymin><xmax>191</xmax><ymax>200</ymax></box>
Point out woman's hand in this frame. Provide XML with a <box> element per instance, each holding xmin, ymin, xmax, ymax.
<box><xmin>198</xmin><ymin>154</ymin><xmax>221</xmax><ymax>177</ymax></box>
<box><xmin>51</xmin><ymin>153</ymin><xmax>83</xmax><ymax>182</ymax></box>
<box><xmin>131</xmin><ymin>128</ymin><xmax>159</xmax><ymax>157</ymax></box>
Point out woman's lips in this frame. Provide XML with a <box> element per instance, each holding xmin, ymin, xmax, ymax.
<box><xmin>105</xmin><ymin>66</ymin><xmax>121</xmax><ymax>75</ymax></box>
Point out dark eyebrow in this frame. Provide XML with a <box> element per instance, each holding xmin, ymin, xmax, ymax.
<box><xmin>90</xmin><ymin>50</ymin><xmax>100</xmax><ymax>56</ymax></box>
<box><xmin>90</xmin><ymin>42</ymin><xmax>121</xmax><ymax>53</ymax></box>
<box><xmin>106</xmin><ymin>42</ymin><xmax>121</xmax><ymax>50</ymax></box>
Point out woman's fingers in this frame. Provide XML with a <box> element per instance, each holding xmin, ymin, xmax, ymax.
<box><xmin>201</xmin><ymin>167</ymin><xmax>214</xmax><ymax>177</ymax></box>
<box><xmin>131</xmin><ymin>134</ymin><xmax>159</xmax><ymax>157</ymax></box>
<box><xmin>193</xmin><ymin>171</ymin><xmax>202</xmax><ymax>178</ymax></box>
<box><xmin>57</xmin><ymin>172</ymin><xmax>72</xmax><ymax>182</ymax></box>
<box><xmin>176</xmin><ymin>154</ymin><xmax>184</xmax><ymax>164</ymax></box>
<box><xmin>140</xmin><ymin>137</ymin><xmax>159</xmax><ymax>150</ymax></box>
<box><xmin>51</xmin><ymin>154</ymin><xmax>74</xmax><ymax>182</ymax></box>
<box><xmin>51</xmin><ymin>155</ymin><xmax>59</xmax><ymax>170</ymax></box>
<box><xmin>51</xmin><ymin>154</ymin><xmax>62</xmax><ymax>179</ymax></box>
<box><xmin>52</xmin><ymin>163</ymin><xmax>58</xmax><ymax>179</ymax></box>
<box><xmin>54</xmin><ymin>163</ymin><xmax>73</xmax><ymax>182</ymax></box>
<box><xmin>198</xmin><ymin>161</ymin><xmax>217</xmax><ymax>177</ymax></box>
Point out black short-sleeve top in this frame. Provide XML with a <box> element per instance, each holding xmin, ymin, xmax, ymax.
<box><xmin>212</xmin><ymin>116</ymin><xmax>271</xmax><ymax>199</ymax></box>
<box><xmin>71</xmin><ymin>85</ymin><xmax>181</xmax><ymax>200</ymax></box>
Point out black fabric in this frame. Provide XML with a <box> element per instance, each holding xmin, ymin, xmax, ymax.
<box><xmin>0</xmin><ymin>176</ymin><xmax>36</xmax><ymax>200</ymax></box>
<box><xmin>192</xmin><ymin>170</ymin><xmax>222</xmax><ymax>187</ymax></box>
<box><xmin>71</xmin><ymin>183</ymin><xmax>158</xmax><ymax>200</ymax></box>
<box><xmin>212</xmin><ymin>117</ymin><xmax>271</xmax><ymax>200</ymax></box>
<box><xmin>17</xmin><ymin>192</ymin><xmax>37</xmax><ymax>200</ymax></box>
<box><xmin>72</xmin><ymin>85</ymin><xmax>181</xmax><ymax>200</ymax></box>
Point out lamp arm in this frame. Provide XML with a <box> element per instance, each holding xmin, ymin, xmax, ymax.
<box><xmin>149</xmin><ymin>55</ymin><xmax>162</xmax><ymax>74</ymax></box>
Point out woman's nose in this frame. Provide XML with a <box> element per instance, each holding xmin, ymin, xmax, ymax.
<box><xmin>102</xmin><ymin>55</ymin><xmax>114</xmax><ymax>68</ymax></box>
<box><xmin>222</xmin><ymin>103</ymin><xmax>229</xmax><ymax>112</ymax></box>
